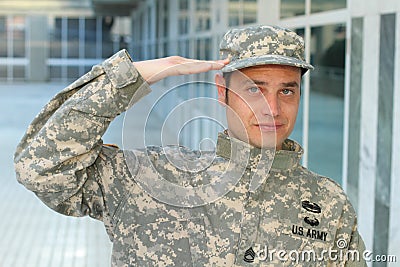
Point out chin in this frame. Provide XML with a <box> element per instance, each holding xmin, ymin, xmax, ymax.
<box><xmin>256</xmin><ymin>135</ymin><xmax>278</xmax><ymax>149</ymax></box>
<box><xmin>249</xmin><ymin>138</ymin><xmax>276</xmax><ymax>149</ymax></box>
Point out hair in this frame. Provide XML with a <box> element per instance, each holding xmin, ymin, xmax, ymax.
<box><xmin>222</xmin><ymin>72</ymin><xmax>233</xmax><ymax>104</ymax></box>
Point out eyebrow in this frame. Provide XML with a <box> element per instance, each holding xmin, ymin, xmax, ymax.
<box><xmin>242</xmin><ymin>79</ymin><xmax>300</xmax><ymax>88</ymax></box>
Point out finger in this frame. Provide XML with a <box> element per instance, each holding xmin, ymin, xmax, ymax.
<box><xmin>185</xmin><ymin>58</ymin><xmax>229</xmax><ymax>68</ymax></box>
<box><xmin>173</xmin><ymin>60</ymin><xmax>226</xmax><ymax>75</ymax></box>
<box><xmin>218</xmin><ymin>58</ymin><xmax>230</xmax><ymax>65</ymax></box>
<box><xmin>209</xmin><ymin>58</ymin><xmax>230</xmax><ymax>70</ymax></box>
<box><xmin>194</xmin><ymin>58</ymin><xmax>230</xmax><ymax>72</ymax></box>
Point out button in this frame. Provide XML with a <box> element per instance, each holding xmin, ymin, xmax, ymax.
<box><xmin>94</xmin><ymin>202</ymin><xmax>103</xmax><ymax>215</ymax></box>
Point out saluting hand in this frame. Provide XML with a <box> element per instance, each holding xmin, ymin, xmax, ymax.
<box><xmin>133</xmin><ymin>56</ymin><xmax>230</xmax><ymax>85</ymax></box>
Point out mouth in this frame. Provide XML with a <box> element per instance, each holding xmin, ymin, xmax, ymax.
<box><xmin>255</xmin><ymin>123</ymin><xmax>283</xmax><ymax>132</ymax></box>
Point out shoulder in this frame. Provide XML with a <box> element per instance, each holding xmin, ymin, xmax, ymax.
<box><xmin>136</xmin><ymin>145</ymin><xmax>217</xmax><ymax>166</ymax></box>
<box><xmin>98</xmin><ymin>144</ymin><xmax>221</xmax><ymax>174</ymax></box>
<box><xmin>292</xmin><ymin>166</ymin><xmax>358</xmax><ymax>222</ymax></box>
<box><xmin>296</xmin><ymin>165</ymin><xmax>348</xmax><ymax>201</ymax></box>
<box><xmin>131</xmin><ymin>144</ymin><xmax>225</xmax><ymax>180</ymax></box>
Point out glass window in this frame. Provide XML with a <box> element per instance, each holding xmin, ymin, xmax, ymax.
<box><xmin>204</xmin><ymin>37</ymin><xmax>211</xmax><ymax>60</ymax></box>
<box><xmin>50</xmin><ymin>16</ymin><xmax>105</xmax><ymax>59</ymax></box>
<box><xmin>0</xmin><ymin>16</ymin><xmax>26</xmax><ymax>58</ymax></box>
<box><xmin>67</xmin><ymin>66</ymin><xmax>79</xmax><ymax>80</ymax></box>
<box><xmin>0</xmin><ymin>16</ymin><xmax>27</xmax><ymax>80</ymax></box>
<box><xmin>280</xmin><ymin>0</ymin><xmax>305</xmax><ymax>19</ymax></box>
<box><xmin>196</xmin><ymin>0</ymin><xmax>210</xmax><ymax>11</ymax></box>
<box><xmin>84</xmin><ymin>18</ymin><xmax>98</xmax><ymax>58</ymax></box>
<box><xmin>102</xmin><ymin>16</ymin><xmax>114</xmax><ymax>58</ymax></box>
<box><xmin>229</xmin><ymin>0</ymin><xmax>257</xmax><ymax>26</ymax></box>
<box><xmin>83</xmin><ymin>65</ymin><xmax>92</xmax><ymax>74</ymax></box>
<box><xmin>195</xmin><ymin>0</ymin><xmax>211</xmax><ymax>32</ymax></box>
<box><xmin>179</xmin><ymin>0</ymin><xmax>189</xmax><ymax>10</ymax></box>
<box><xmin>162</xmin><ymin>15</ymin><xmax>168</xmax><ymax>38</ymax></box>
<box><xmin>67</xmin><ymin>18</ymin><xmax>79</xmax><ymax>58</ymax></box>
<box><xmin>243</xmin><ymin>0</ymin><xmax>257</xmax><ymax>25</ymax></box>
<box><xmin>49</xmin><ymin>66</ymin><xmax>61</xmax><ymax>80</ymax></box>
<box><xmin>13</xmin><ymin>65</ymin><xmax>25</xmax><ymax>79</ymax></box>
<box><xmin>196</xmin><ymin>39</ymin><xmax>204</xmax><ymax>59</ymax></box>
<box><xmin>308</xmin><ymin>24</ymin><xmax>346</xmax><ymax>184</ymax></box>
<box><xmin>0</xmin><ymin>17</ymin><xmax>7</xmax><ymax>57</ymax></box>
<box><xmin>179</xmin><ymin>17</ymin><xmax>189</xmax><ymax>35</ymax></box>
<box><xmin>149</xmin><ymin>43</ymin><xmax>156</xmax><ymax>59</ymax></box>
<box><xmin>195</xmin><ymin>37</ymin><xmax>212</xmax><ymax>60</ymax></box>
<box><xmin>229</xmin><ymin>0</ymin><xmax>240</xmax><ymax>27</ymax></box>
<box><xmin>311</xmin><ymin>0</ymin><xmax>346</xmax><ymax>13</ymax></box>
<box><xmin>50</xmin><ymin>17</ymin><xmax>62</xmax><ymax>58</ymax></box>
<box><xmin>163</xmin><ymin>42</ymin><xmax>168</xmax><ymax>57</ymax></box>
<box><xmin>12</xmin><ymin>16</ymin><xmax>26</xmax><ymax>58</ymax></box>
<box><xmin>178</xmin><ymin>39</ymin><xmax>190</xmax><ymax>57</ymax></box>
<box><xmin>0</xmin><ymin>66</ymin><xmax>6</xmax><ymax>78</ymax></box>
<box><xmin>139</xmin><ymin>13</ymin><xmax>144</xmax><ymax>41</ymax></box>
<box><xmin>179</xmin><ymin>0</ymin><xmax>189</xmax><ymax>34</ymax></box>
<box><xmin>48</xmin><ymin>15</ymin><xmax>134</xmax><ymax>81</ymax></box>
<box><xmin>110</xmin><ymin>17</ymin><xmax>131</xmax><ymax>55</ymax></box>
<box><xmin>156</xmin><ymin>0</ymin><xmax>169</xmax><ymax>38</ymax></box>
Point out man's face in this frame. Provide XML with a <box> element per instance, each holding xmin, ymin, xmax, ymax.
<box><xmin>216</xmin><ymin>64</ymin><xmax>301</xmax><ymax>150</ymax></box>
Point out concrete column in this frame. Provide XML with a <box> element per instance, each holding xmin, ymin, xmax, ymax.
<box><xmin>346</xmin><ymin>17</ymin><xmax>363</xmax><ymax>212</ymax></box>
<box><xmin>348</xmin><ymin>2</ymin><xmax>400</xmax><ymax>263</ymax></box>
<box><xmin>388</xmin><ymin>12</ymin><xmax>400</xmax><ymax>265</ymax></box>
<box><xmin>216</xmin><ymin>0</ymin><xmax>228</xmax><ymax>30</ymax></box>
<box><xmin>358</xmin><ymin>13</ymin><xmax>380</xmax><ymax>253</ymax></box>
<box><xmin>257</xmin><ymin>0</ymin><xmax>279</xmax><ymax>25</ymax></box>
<box><xmin>373</xmin><ymin>13</ymin><xmax>396</xmax><ymax>263</ymax></box>
<box><xmin>27</xmin><ymin>15</ymin><xmax>48</xmax><ymax>82</ymax></box>
<box><xmin>168</xmin><ymin>0</ymin><xmax>178</xmax><ymax>55</ymax></box>
<box><xmin>149</xmin><ymin>0</ymin><xmax>156</xmax><ymax>58</ymax></box>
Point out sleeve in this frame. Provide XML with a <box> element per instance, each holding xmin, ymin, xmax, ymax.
<box><xmin>321</xmin><ymin>177</ymin><xmax>367</xmax><ymax>266</ymax></box>
<box><xmin>337</xmin><ymin>199</ymin><xmax>367</xmax><ymax>267</ymax></box>
<box><xmin>14</xmin><ymin>50</ymin><xmax>151</xmax><ymax>225</ymax></box>
<box><xmin>345</xmin><ymin>221</ymin><xmax>367</xmax><ymax>267</ymax></box>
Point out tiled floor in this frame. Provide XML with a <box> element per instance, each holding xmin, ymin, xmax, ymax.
<box><xmin>0</xmin><ymin>82</ymin><xmax>169</xmax><ymax>267</ymax></box>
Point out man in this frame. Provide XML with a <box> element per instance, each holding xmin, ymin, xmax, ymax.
<box><xmin>15</xmin><ymin>25</ymin><xmax>366</xmax><ymax>266</ymax></box>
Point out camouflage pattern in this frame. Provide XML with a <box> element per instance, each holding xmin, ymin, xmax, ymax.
<box><xmin>14</xmin><ymin>49</ymin><xmax>365</xmax><ymax>266</ymax></box>
<box><xmin>220</xmin><ymin>25</ymin><xmax>314</xmax><ymax>73</ymax></box>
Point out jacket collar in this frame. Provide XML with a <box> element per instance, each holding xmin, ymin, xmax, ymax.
<box><xmin>216</xmin><ymin>132</ymin><xmax>303</xmax><ymax>171</ymax></box>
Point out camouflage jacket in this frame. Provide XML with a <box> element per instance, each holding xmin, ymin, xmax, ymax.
<box><xmin>14</xmin><ymin>50</ymin><xmax>366</xmax><ymax>266</ymax></box>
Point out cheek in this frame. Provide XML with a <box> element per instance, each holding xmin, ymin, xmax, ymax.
<box><xmin>227</xmin><ymin>98</ymin><xmax>255</xmax><ymax>124</ymax></box>
<box><xmin>284</xmin><ymin>103</ymin><xmax>300</xmax><ymax>123</ymax></box>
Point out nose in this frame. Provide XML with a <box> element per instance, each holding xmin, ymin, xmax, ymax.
<box><xmin>261</xmin><ymin>93</ymin><xmax>280</xmax><ymax>117</ymax></box>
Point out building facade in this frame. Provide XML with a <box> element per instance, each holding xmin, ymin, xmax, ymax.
<box><xmin>1</xmin><ymin>0</ymin><xmax>399</xmax><ymax>265</ymax></box>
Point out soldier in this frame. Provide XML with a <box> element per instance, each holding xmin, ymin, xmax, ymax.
<box><xmin>15</xmin><ymin>25</ymin><xmax>366</xmax><ymax>266</ymax></box>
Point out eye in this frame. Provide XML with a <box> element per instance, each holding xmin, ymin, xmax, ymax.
<box><xmin>281</xmin><ymin>88</ymin><xmax>294</xmax><ymax>95</ymax></box>
<box><xmin>248</xmin><ymin>87</ymin><xmax>260</xmax><ymax>94</ymax></box>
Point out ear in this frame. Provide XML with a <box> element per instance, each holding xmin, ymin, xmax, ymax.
<box><xmin>215</xmin><ymin>73</ymin><xmax>227</xmax><ymax>105</ymax></box>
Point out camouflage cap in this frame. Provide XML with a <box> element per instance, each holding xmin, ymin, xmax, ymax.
<box><xmin>219</xmin><ymin>25</ymin><xmax>314</xmax><ymax>73</ymax></box>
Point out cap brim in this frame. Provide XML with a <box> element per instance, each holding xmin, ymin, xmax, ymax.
<box><xmin>221</xmin><ymin>55</ymin><xmax>314</xmax><ymax>73</ymax></box>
